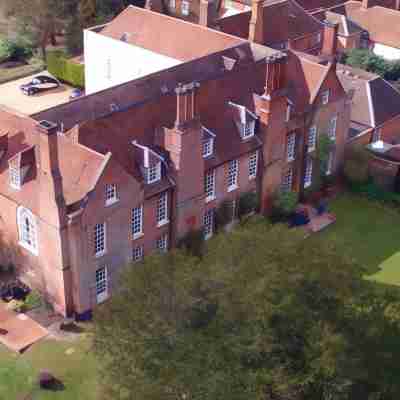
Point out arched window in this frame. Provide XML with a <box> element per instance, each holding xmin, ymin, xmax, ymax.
<box><xmin>17</xmin><ymin>207</ymin><xmax>38</xmax><ymax>255</ymax></box>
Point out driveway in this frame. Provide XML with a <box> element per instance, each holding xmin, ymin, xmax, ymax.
<box><xmin>0</xmin><ymin>71</ymin><xmax>76</xmax><ymax>116</ymax></box>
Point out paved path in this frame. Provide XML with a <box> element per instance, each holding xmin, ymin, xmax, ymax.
<box><xmin>0</xmin><ymin>302</ymin><xmax>48</xmax><ymax>352</ymax></box>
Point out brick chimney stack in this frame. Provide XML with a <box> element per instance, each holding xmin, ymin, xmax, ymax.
<box><xmin>199</xmin><ymin>0</ymin><xmax>218</xmax><ymax>27</ymax></box>
<box><xmin>165</xmin><ymin>83</ymin><xmax>205</xmax><ymax>242</ymax></box>
<box><xmin>264</xmin><ymin>53</ymin><xmax>286</xmax><ymax>97</ymax></box>
<box><xmin>175</xmin><ymin>82</ymin><xmax>200</xmax><ymax>128</ymax></box>
<box><xmin>321</xmin><ymin>21</ymin><xmax>339</xmax><ymax>60</ymax></box>
<box><xmin>249</xmin><ymin>0</ymin><xmax>264</xmax><ymax>44</ymax></box>
<box><xmin>37</xmin><ymin>120</ymin><xmax>66</xmax><ymax>227</ymax></box>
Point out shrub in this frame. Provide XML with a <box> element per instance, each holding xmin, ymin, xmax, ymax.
<box><xmin>46</xmin><ymin>51</ymin><xmax>85</xmax><ymax>88</ymax></box>
<box><xmin>0</xmin><ymin>38</ymin><xmax>33</xmax><ymax>63</ymax></box>
<box><xmin>215</xmin><ymin>200</ymin><xmax>235</xmax><ymax>229</ymax></box>
<box><xmin>177</xmin><ymin>230</ymin><xmax>205</xmax><ymax>258</ymax></box>
<box><xmin>24</xmin><ymin>290</ymin><xmax>42</xmax><ymax>311</ymax></box>
<box><xmin>273</xmin><ymin>191</ymin><xmax>299</xmax><ymax>216</ymax></box>
<box><xmin>237</xmin><ymin>191</ymin><xmax>258</xmax><ymax>218</ymax></box>
<box><xmin>344</xmin><ymin>144</ymin><xmax>370</xmax><ymax>185</ymax></box>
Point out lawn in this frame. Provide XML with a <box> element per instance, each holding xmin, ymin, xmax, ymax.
<box><xmin>0</xmin><ymin>335</ymin><xmax>99</xmax><ymax>400</ymax></box>
<box><xmin>311</xmin><ymin>193</ymin><xmax>400</xmax><ymax>286</ymax></box>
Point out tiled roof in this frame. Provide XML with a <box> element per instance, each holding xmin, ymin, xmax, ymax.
<box><xmin>313</xmin><ymin>10</ymin><xmax>363</xmax><ymax>36</ymax></box>
<box><xmin>329</xmin><ymin>2</ymin><xmax>400</xmax><ymax>49</ymax></box>
<box><xmin>0</xmin><ymin>107</ymin><xmax>106</xmax><ymax>213</ymax></box>
<box><xmin>337</xmin><ymin>64</ymin><xmax>400</xmax><ymax>128</ymax></box>
<box><xmin>99</xmin><ymin>5</ymin><xmax>246</xmax><ymax>61</ymax></box>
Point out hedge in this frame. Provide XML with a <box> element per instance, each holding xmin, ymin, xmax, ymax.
<box><xmin>46</xmin><ymin>51</ymin><xmax>85</xmax><ymax>88</ymax></box>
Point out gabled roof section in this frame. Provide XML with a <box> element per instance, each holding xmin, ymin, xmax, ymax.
<box><xmin>337</xmin><ymin>64</ymin><xmax>400</xmax><ymax>128</ymax></box>
<box><xmin>285</xmin><ymin>51</ymin><xmax>331</xmax><ymax>112</ymax></box>
<box><xmin>316</xmin><ymin>10</ymin><xmax>363</xmax><ymax>36</ymax></box>
<box><xmin>98</xmin><ymin>5</ymin><xmax>246</xmax><ymax>61</ymax></box>
<box><xmin>328</xmin><ymin>2</ymin><xmax>400</xmax><ymax>49</ymax></box>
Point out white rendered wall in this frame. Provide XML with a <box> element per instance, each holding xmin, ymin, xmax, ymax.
<box><xmin>373</xmin><ymin>42</ymin><xmax>400</xmax><ymax>61</ymax></box>
<box><xmin>84</xmin><ymin>30</ymin><xmax>182</xmax><ymax>95</ymax></box>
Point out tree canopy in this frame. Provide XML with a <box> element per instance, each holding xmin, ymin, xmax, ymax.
<box><xmin>93</xmin><ymin>218</ymin><xmax>400</xmax><ymax>400</ymax></box>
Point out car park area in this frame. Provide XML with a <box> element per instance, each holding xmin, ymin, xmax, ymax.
<box><xmin>0</xmin><ymin>71</ymin><xmax>77</xmax><ymax>115</ymax></box>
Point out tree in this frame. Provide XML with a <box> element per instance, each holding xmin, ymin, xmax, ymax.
<box><xmin>3</xmin><ymin>0</ymin><xmax>73</xmax><ymax>59</ymax></box>
<box><xmin>93</xmin><ymin>219</ymin><xmax>400</xmax><ymax>400</ymax></box>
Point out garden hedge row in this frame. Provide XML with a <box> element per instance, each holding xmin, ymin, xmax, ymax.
<box><xmin>46</xmin><ymin>51</ymin><xmax>84</xmax><ymax>88</ymax></box>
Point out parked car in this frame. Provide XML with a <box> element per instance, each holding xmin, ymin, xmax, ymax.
<box><xmin>69</xmin><ymin>88</ymin><xmax>83</xmax><ymax>100</ymax></box>
<box><xmin>19</xmin><ymin>75</ymin><xmax>60</xmax><ymax>96</ymax></box>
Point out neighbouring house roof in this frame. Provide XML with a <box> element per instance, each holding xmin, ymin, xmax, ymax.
<box><xmin>329</xmin><ymin>2</ymin><xmax>400</xmax><ymax>49</ymax></box>
<box><xmin>0</xmin><ymin>107</ymin><xmax>106</xmax><ymax>214</ymax></box>
<box><xmin>294</xmin><ymin>0</ymin><xmax>350</xmax><ymax>12</ymax></box>
<box><xmin>313</xmin><ymin>9</ymin><xmax>363</xmax><ymax>36</ymax></box>
<box><xmin>218</xmin><ymin>0</ymin><xmax>324</xmax><ymax>46</ymax></box>
<box><xmin>98</xmin><ymin>5</ymin><xmax>246</xmax><ymax>61</ymax></box>
<box><xmin>366</xmin><ymin>141</ymin><xmax>400</xmax><ymax>164</ymax></box>
<box><xmin>285</xmin><ymin>51</ymin><xmax>334</xmax><ymax>113</ymax></box>
<box><xmin>337</xmin><ymin>64</ymin><xmax>400</xmax><ymax>128</ymax></box>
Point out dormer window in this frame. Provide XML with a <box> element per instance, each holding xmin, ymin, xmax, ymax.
<box><xmin>202</xmin><ymin>126</ymin><xmax>216</xmax><ymax>158</ymax></box>
<box><xmin>105</xmin><ymin>184</ymin><xmax>118</xmax><ymax>206</ymax></box>
<box><xmin>228</xmin><ymin>101</ymin><xmax>257</xmax><ymax>141</ymax></box>
<box><xmin>321</xmin><ymin>89</ymin><xmax>330</xmax><ymax>105</ymax></box>
<box><xmin>9</xmin><ymin>164</ymin><xmax>21</xmax><ymax>190</ymax></box>
<box><xmin>132</xmin><ymin>141</ymin><xmax>164</xmax><ymax>185</ymax></box>
<box><xmin>181</xmin><ymin>0</ymin><xmax>190</xmax><ymax>15</ymax></box>
<box><xmin>203</xmin><ymin>138</ymin><xmax>213</xmax><ymax>158</ymax></box>
<box><xmin>147</xmin><ymin>162</ymin><xmax>161</xmax><ymax>184</ymax></box>
<box><xmin>242</xmin><ymin>120</ymin><xmax>255</xmax><ymax>139</ymax></box>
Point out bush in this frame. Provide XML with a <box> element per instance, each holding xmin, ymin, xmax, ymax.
<box><xmin>349</xmin><ymin>180</ymin><xmax>400</xmax><ymax>206</ymax></box>
<box><xmin>344</xmin><ymin>144</ymin><xmax>370</xmax><ymax>185</ymax></box>
<box><xmin>177</xmin><ymin>230</ymin><xmax>205</xmax><ymax>258</ymax></box>
<box><xmin>24</xmin><ymin>290</ymin><xmax>42</xmax><ymax>311</ymax></box>
<box><xmin>0</xmin><ymin>38</ymin><xmax>33</xmax><ymax>63</ymax></box>
<box><xmin>215</xmin><ymin>201</ymin><xmax>235</xmax><ymax>229</ymax></box>
<box><xmin>342</xmin><ymin>48</ymin><xmax>400</xmax><ymax>81</ymax></box>
<box><xmin>273</xmin><ymin>191</ymin><xmax>299</xmax><ymax>216</ymax></box>
<box><xmin>46</xmin><ymin>51</ymin><xmax>85</xmax><ymax>88</ymax></box>
<box><xmin>237</xmin><ymin>191</ymin><xmax>258</xmax><ymax>218</ymax></box>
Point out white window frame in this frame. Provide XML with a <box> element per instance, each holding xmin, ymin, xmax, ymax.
<box><xmin>96</xmin><ymin>266</ymin><xmax>108</xmax><ymax>304</ymax></box>
<box><xmin>308</xmin><ymin>126</ymin><xmax>317</xmax><ymax>152</ymax></box>
<box><xmin>286</xmin><ymin>103</ymin><xmax>292</xmax><ymax>122</ymax></box>
<box><xmin>9</xmin><ymin>165</ymin><xmax>21</xmax><ymax>190</ymax></box>
<box><xmin>132</xmin><ymin>205</ymin><xmax>143</xmax><ymax>240</ymax></box>
<box><xmin>156</xmin><ymin>235</ymin><xmax>168</xmax><ymax>253</ymax></box>
<box><xmin>169</xmin><ymin>0</ymin><xmax>176</xmax><ymax>9</ymax></box>
<box><xmin>282</xmin><ymin>168</ymin><xmax>293</xmax><ymax>192</ymax></box>
<box><xmin>328</xmin><ymin>116</ymin><xmax>337</xmax><ymax>142</ymax></box>
<box><xmin>181</xmin><ymin>0</ymin><xmax>190</xmax><ymax>15</ymax></box>
<box><xmin>372</xmin><ymin>127</ymin><xmax>381</xmax><ymax>142</ymax></box>
<box><xmin>17</xmin><ymin>207</ymin><xmax>38</xmax><ymax>256</ymax></box>
<box><xmin>321</xmin><ymin>89</ymin><xmax>330</xmax><ymax>105</ymax></box>
<box><xmin>287</xmin><ymin>133</ymin><xmax>296</xmax><ymax>162</ymax></box>
<box><xmin>202</xmin><ymin>137</ymin><xmax>214</xmax><ymax>158</ymax></box>
<box><xmin>132</xmin><ymin>246</ymin><xmax>144</xmax><ymax>263</ymax></box>
<box><xmin>203</xmin><ymin>209</ymin><xmax>214</xmax><ymax>240</ymax></box>
<box><xmin>304</xmin><ymin>158</ymin><xmax>313</xmax><ymax>188</ymax></box>
<box><xmin>205</xmin><ymin>169</ymin><xmax>216</xmax><ymax>203</ymax></box>
<box><xmin>317</xmin><ymin>32</ymin><xmax>322</xmax><ymax>43</ymax></box>
<box><xmin>248</xmin><ymin>151</ymin><xmax>258</xmax><ymax>180</ymax></box>
<box><xmin>94</xmin><ymin>222</ymin><xmax>106</xmax><ymax>258</ymax></box>
<box><xmin>147</xmin><ymin>162</ymin><xmax>161</xmax><ymax>184</ymax></box>
<box><xmin>227</xmin><ymin>159</ymin><xmax>239</xmax><ymax>192</ymax></box>
<box><xmin>326</xmin><ymin>151</ymin><xmax>334</xmax><ymax>175</ymax></box>
<box><xmin>105</xmin><ymin>183</ymin><xmax>118</xmax><ymax>206</ymax></box>
<box><xmin>242</xmin><ymin>120</ymin><xmax>255</xmax><ymax>139</ymax></box>
<box><xmin>157</xmin><ymin>192</ymin><xmax>169</xmax><ymax>227</ymax></box>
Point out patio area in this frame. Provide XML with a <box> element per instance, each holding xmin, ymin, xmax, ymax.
<box><xmin>0</xmin><ymin>302</ymin><xmax>48</xmax><ymax>352</ymax></box>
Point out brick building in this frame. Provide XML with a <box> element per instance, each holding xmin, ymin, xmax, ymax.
<box><xmin>0</xmin><ymin>6</ymin><xmax>349</xmax><ymax>317</ymax></box>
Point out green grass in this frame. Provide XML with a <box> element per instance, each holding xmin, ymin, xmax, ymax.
<box><xmin>311</xmin><ymin>193</ymin><xmax>400</xmax><ymax>286</ymax></box>
<box><xmin>0</xmin><ymin>335</ymin><xmax>99</xmax><ymax>400</ymax></box>
<box><xmin>0</xmin><ymin>61</ymin><xmax>44</xmax><ymax>84</ymax></box>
